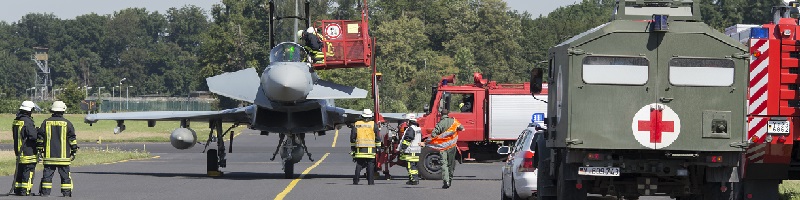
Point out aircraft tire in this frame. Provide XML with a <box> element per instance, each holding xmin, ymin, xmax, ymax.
<box><xmin>284</xmin><ymin>161</ymin><xmax>294</xmax><ymax>179</ymax></box>
<box><xmin>207</xmin><ymin>149</ymin><xmax>219</xmax><ymax>173</ymax></box>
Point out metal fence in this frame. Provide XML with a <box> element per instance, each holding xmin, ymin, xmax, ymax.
<box><xmin>92</xmin><ymin>97</ymin><xmax>218</xmax><ymax>113</ymax></box>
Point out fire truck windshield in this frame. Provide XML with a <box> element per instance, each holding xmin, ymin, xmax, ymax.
<box><xmin>270</xmin><ymin>42</ymin><xmax>308</xmax><ymax>63</ymax></box>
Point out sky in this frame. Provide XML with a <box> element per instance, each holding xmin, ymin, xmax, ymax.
<box><xmin>0</xmin><ymin>0</ymin><xmax>578</xmax><ymax>23</ymax></box>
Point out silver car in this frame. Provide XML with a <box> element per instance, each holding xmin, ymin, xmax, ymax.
<box><xmin>499</xmin><ymin>126</ymin><xmax>539</xmax><ymax>200</ymax></box>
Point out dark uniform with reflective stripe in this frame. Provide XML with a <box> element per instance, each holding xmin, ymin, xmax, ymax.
<box><xmin>12</xmin><ymin>112</ymin><xmax>38</xmax><ymax>196</ymax></box>
<box><xmin>350</xmin><ymin>120</ymin><xmax>380</xmax><ymax>185</ymax></box>
<box><xmin>37</xmin><ymin>113</ymin><xmax>77</xmax><ymax>197</ymax></box>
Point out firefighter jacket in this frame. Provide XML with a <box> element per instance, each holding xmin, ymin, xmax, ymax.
<box><xmin>400</xmin><ymin>123</ymin><xmax>422</xmax><ymax>162</ymax></box>
<box><xmin>350</xmin><ymin>120</ymin><xmax>380</xmax><ymax>159</ymax></box>
<box><xmin>426</xmin><ymin>115</ymin><xmax>464</xmax><ymax>151</ymax></box>
<box><xmin>12</xmin><ymin>113</ymin><xmax>38</xmax><ymax>164</ymax></box>
<box><xmin>37</xmin><ymin>114</ymin><xmax>77</xmax><ymax>165</ymax></box>
<box><xmin>401</xmin><ymin>124</ymin><xmax>422</xmax><ymax>154</ymax></box>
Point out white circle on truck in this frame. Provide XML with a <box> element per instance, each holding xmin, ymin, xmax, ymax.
<box><xmin>631</xmin><ymin>103</ymin><xmax>681</xmax><ymax>149</ymax></box>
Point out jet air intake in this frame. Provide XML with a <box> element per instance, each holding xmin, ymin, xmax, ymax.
<box><xmin>170</xmin><ymin>128</ymin><xmax>197</xmax><ymax>149</ymax></box>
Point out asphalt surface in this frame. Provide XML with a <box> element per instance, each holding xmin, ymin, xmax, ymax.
<box><xmin>0</xmin><ymin>128</ymin><xmax>671</xmax><ymax>200</ymax></box>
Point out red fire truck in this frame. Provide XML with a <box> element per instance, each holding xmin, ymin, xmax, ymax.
<box><xmin>727</xmin><ymin>2</ymin><xmax>800</xmax><ymax>199</ymax></box>
<box><xmin>379</xmin><ymin>73</ymin><xmax>549</xmax><ymax>180</ymax></box>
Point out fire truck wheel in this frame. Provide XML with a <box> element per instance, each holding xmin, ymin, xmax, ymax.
<box><xmin>419</xmin><ymin>146</ymin><xmax>443</xmax><ymax>180</ymax></box>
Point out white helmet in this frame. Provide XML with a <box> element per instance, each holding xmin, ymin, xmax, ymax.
<box><xmin>306</xmin><ymin>27</ymin><xmax>316</xmax><ymax>34</ymax></box>
<box><xmin>405</xmin><ymin>113</ymin><xmax>417</xmax><ymax>121</ymax></box>
<box><xmin>51</xmin><ymin>101</ymin><xmax>67</xmax><ymax>112</ymax></box>
<box><xmin>361</xmin><ymin>109</ymin><xmax>374</xmax><ymax>118</ymax></box>
<box><xmin>19</xmin><ymin>101</ymin><xmax>36</xmax><ymax>111</ymax></box>
<box><xmin>297</xmin><ymin>30</ymin><xmax>305</xmax><ymax>38</ymax></box>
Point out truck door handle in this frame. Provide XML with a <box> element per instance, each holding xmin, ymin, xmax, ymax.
<box><xmin>467</xmin><ymin>120</ymin><xmax>476</xmax><ymax>124</ymax></box>
<box><xmin>659</xmin><ymin>97</ymin><xmax>674</xmax><ymax>102</ymax></box>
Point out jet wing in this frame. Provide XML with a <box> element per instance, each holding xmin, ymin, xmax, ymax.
<box><xmin>307</xmin><ymin>80</ymin><xmax>368</xmax><ymax>100</ymax></box>
<box><xmin>84</xmin><ymin>106</ymin><xmax>253</xmax><ymax>124</ymax></box>
<box><xmin>342</xmin><ymin>109</ymin><xmax>419</xmax><ymax>123</ymax></box>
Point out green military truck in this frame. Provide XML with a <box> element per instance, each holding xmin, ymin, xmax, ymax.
<box><xmin>529</xmin><ymin>0</ymin><xmax>748</xmax><ymax>199</ymax></box>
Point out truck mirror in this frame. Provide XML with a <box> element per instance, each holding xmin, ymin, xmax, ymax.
<box><xmin>497</xmin><ymin>146</ymin><xmax>511</xmax><ymax>155</ymax></box>
<box><xmin>530</xmin><ymin>68</ymin><xmax>544</xmax><ymax>95</ymax></box>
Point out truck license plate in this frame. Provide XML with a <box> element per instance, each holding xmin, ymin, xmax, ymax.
<box><xmin>578</xmin><ymin>167</ymin><xmax>620</xmax><ymax>176</ymax></box>
<box><xmin>767</xmin><ymin>121</ymin><xmax>790</xmax><ymax>134</ymax></box>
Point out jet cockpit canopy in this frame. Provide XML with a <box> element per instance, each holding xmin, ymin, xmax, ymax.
<box><xmin>270</xmin><ymin>42</ymin><xmax>308</xmax><ymax>63</ymax></box>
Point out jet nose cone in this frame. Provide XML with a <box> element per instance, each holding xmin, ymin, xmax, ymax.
<box><xmin>262</xmin><ymin>63</ymin><xmax>313</xmax><ymax>102</ymax></box>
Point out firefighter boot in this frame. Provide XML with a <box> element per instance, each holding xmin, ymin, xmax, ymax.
<box><xmin>62</xmin><ymin>190</ymin><xmax>72</xmax><ymax>197</ymax></box>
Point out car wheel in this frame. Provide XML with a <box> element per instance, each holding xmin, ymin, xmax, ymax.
<box><xmin>512</xmin><ymin>178</ymin><xmax>523</xmax><ymax>200</ymax></box>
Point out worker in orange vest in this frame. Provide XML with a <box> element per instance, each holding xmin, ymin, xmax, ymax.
<box><xmin>421</xmin><ymin>109</ymin><xmax>464</xmax><ymax>189</ymax></box>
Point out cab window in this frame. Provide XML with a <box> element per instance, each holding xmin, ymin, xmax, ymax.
<box><xmin>444</xmin><ymin>93</ymin><xmax>474</xmax><ymax>113</ymax></box>
<box><xmin>582</xmin><ymin>56</ymin><xmax>649</xmax><ymax>85</ymax></box>
<box><xmin>270</xmin><ymin>42</ymin><xmax>308</xmax><ymax>63</ymax></box>
<box><xmin>669</xmin><ymin>58</ymin><xmax>734</xmax><ymax>87</ymax></box>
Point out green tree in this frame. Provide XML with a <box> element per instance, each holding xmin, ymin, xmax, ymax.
<box><xmin>56</xmin><ymin>80</ymin><xmax>86</xmax><ymax>114</ymax></box>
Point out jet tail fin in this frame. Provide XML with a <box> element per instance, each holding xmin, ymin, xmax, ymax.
<box><xmin>307</xmin><ymin>80</ymin><xmax>368</xmax><ymax>100</ymax></box>
<box><xmin>206</xmin><ymin>68</ymin><xmax>260</xmax><ymax>103</ymax></box>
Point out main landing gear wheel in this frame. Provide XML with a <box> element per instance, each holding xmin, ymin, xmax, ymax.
<box><xmin>207</xmin><ymin>149</ymin><xmax>221</xmax><ymax>176</ymax></box>
<box><xmin>419</xmin><ymin>147</ymin><xmax>443</xmax><ymax>180</ymax></box>
<box><xmin>284</xmin><ymin>161</ymin><xmax>294</xmax><ymax>179</ymax></box>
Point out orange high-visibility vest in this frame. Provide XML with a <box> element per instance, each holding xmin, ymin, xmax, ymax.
<box><xmin>428</xmin><ymin>120</ymin><xmax>461</xmax><ymax>151</ymax></box>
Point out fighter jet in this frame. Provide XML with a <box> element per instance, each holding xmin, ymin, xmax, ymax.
<box><xmin>84</xmin><ymin>0</ymin><xmax>375</xmax><ymax>179</ymax></box>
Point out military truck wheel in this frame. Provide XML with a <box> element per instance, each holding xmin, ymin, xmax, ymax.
<box><xmin>284</xmin><ymin>161</ymin><xmax>294</xmax><ymax>179</ymax></box>
<box><xmin>702</xmin><ymin>182</ymin><xmax>732</xmax><ymax>200</ymax></box>
<box><xmin>556</xmin><ymin>162</ymin><xmax>587</xmax><ymax>200</ymax></box>
<box><xmin>419</xmin><ymin>147</ymin><xmax>443</xmax><ymax>180</ymax></box>
<box><xmin>535</xmin><ymin>138</ymin><xmax>556</xmax><ymax>200</ymax></box>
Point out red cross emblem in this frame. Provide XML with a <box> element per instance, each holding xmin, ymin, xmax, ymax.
<box><xmin>637</xmin><ymin>109</ymin><xmax>675</xmax><ymax>143</ymax></box>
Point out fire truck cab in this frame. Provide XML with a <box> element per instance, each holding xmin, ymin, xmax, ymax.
<box><xmin>414</xmin><ymin>73</ymin><xmax>548</xmax><ymax>180</ymax></box>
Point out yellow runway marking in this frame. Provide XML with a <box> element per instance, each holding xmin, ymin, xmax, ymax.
<box><xmin>273</xmin><ymin>153</ymin><xmax>330</xmax><ymax>200</ymax></box>
<box><xmin>331</xmin><ymin>129</ymin><xmax>339</xmax><ymax>147</ymax></box>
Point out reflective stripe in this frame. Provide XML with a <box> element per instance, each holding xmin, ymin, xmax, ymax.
<box><xmin>400</xmin><ymin>154</ymin><xmax>420</xmax><ymax>162</ymax></box>
<box><xmin>69</xmin><ymin>140</ymin><xmax>77</xmax><ymax>145</ymax></box>
<box><xmin>13</xmin><ymin>120</ymin><xmax>24</xmax><ymax>154</ymax></box>
<box><xmin>428</xmin><ymin>120</ymin><xmax>461</xmax><ymax>151</ymax></box>
<box><xmin>61</xmin><ymin>184</ymin><xmax>73</xmax><ymax>189</ymax></box>
<box><xmin>18</xmin><ymin>155</ymin><xmax>38</xmax><ymax>164</ymax></box>
<box><xmin>42</xmin><ymin>182</ymin><xmax>53</xmax><ymax>189</ymax></box>
<box><xmin>43</xmin><ymin>157</ymin><xmax>71</xmax><ymax>165</ymax></box>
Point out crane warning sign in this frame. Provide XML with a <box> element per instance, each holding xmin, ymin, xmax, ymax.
<box><xmin>325</xmin><ymin>23</ymin><xmax>342</xmax><ymax>39</ymax></box>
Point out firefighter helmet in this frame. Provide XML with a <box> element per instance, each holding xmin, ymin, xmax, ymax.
<box><xmin>19</xmin><ymin>101</ymin><xmax>36</xmax><ymax>111</ymax></box>
<box><xmin>361</xmin><ymin>109</ymin><xmax>373</xmax><ymax>118</ymax></box>
<box><xmin>405</xmin><ymin>113</ymin><xmax>416</xmax><ymax>121</ymax></box>
<box><xmin>51</xmin><ymin>101</ymin><xmax>67</xmax><ymax>112</ymax></box>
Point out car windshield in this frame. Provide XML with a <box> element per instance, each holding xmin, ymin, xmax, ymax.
<box><xmin>270</xmin><ymin>42</ymin><xmax>307</xmax><ymax>63</ymax></box>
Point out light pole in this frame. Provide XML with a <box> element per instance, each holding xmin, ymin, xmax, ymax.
<box><xmin>127</xmin><ymin>86</ymin><xmax>133</xmax><ymax>110</ymax></box>
<box><xmin>119</xmin><ymin>78</ymin><xmax>126</xmax><ymax>111</ymax></box>
<box><xmin>97</xmin><ymin>87</ymin><xmax>105</xmax><ymax>112</ymax></box>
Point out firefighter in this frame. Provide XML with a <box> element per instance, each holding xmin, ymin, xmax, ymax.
<box><xmin>37</xmin><ymin>101</ymin><xmax>78</xmax><ymax>197</ymax></box>
<box><xmin>298</xmin><ymin>27</ymin><xmax>324</xmax><ymax>63</ymax></box>
<box><xmin>350</xmin><ymin>109</ymin><xmax>380</xmax><ymax>185</ymax></box>
<box><xmin>399</xmin><ymin>113</ymin><xmax>421</xmax><ymax>185</ymax></box>
<box><xmin>422</xmin><ymin>109</ymin><xmax>464</xmax><ymax>189</ymax></box>
<box><xmin>11</xmin><ymin>101</ymin><xmax>38</xmax><ymax>196</ymax></box>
